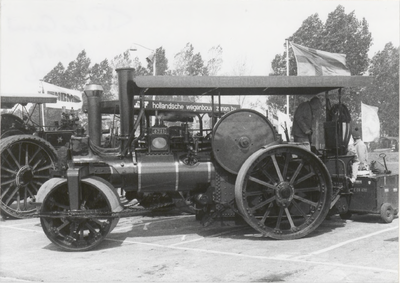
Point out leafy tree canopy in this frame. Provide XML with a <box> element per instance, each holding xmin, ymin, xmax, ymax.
<box><xmin>171</xmin><ymin>43</ymin><xmax>208</xmax><ymax>76</ymax></box>
<box><xmin>363</xmin><ymin>43</ymin><xmax>399</xmax><ymax>136</ymax></box>
<box><xmin>269</xmin><ymin>5</ymin><xmax>372</xmax><ymax>115</ymax></box>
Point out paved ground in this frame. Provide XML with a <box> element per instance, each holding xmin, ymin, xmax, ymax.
<box><xmin>0</xmin><ymin>210</ymin><xmax>398</xmax><ymax>283</ymax></box>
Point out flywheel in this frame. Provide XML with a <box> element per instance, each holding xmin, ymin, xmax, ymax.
<box><xmin>212</xmin><ymin>109</ymin><xmax>277</xmax><ymax>174</ymax></box>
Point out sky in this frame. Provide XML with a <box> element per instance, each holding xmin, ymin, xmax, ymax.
<box><xmin>0</xmin><ymin>0</ymin><xmax>399</xmax><ymax>94</ymax></box>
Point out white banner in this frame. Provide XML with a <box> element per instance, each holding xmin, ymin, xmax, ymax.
<box><xmin>39</xmin><ymin>81</ymin><xmax>82</xmax><ymax>109</ymax></box>
<box><xmin>361</xmin><ymin>102</ymin><xmax>380</xmax><ymax>142</ymax></box>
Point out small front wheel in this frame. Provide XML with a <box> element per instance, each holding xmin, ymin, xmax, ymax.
<box><xmin>380</xmin><ymin>203</ymin><xmax>395</xmax><ymax>223</ymax></box>
<box><xmin>40</xmin><ymin>177</ymin><xmax>120</xmax><ymax>251</ymax></box>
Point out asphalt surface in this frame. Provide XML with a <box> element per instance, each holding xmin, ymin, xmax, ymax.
<box><xmin>0</xmin><ymin>210</ymin><xmax>398</xmax><ymax>283</ymax></box>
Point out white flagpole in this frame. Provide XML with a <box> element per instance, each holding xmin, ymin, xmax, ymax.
<box><xmin>286</xmin><ymin>39</ymin><xmax>289</xmax><ymax>115</ymax></box>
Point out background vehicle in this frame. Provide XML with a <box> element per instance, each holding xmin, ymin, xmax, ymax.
<box><xmin>34</xmin><ymin>69</ymin><xmax>397</xmax><ymax>251</ymax></box>
<box><xmin>1</xmin><ymin>93</ymin><xmax>80</xmax><ymax>218</ymax></box>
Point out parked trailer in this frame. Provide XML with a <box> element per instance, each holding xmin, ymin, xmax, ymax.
<box><xmin>33</xmin><ymin>69</ymin><xmax>396</xmax><ymax>251</ymax></box>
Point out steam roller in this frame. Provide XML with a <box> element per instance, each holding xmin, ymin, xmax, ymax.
<box><xmin>34</xmin><ymin>68</ymin><xmax>335</xmax><ymax>251</ymax></box>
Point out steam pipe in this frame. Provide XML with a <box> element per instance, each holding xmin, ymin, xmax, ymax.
<box><xmin>116</xmin><ymin>68</ymin><xmax>136</xmax><ymax>152</ymax></box>
<box><xmin>84</xmin><ymin>84</ymin><xmax>103</xmax><ymax>147</ymax></box>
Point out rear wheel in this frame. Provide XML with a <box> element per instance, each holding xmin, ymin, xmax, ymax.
<box><xmin>39</xmin><ymin>177</ymin><xmax>120</xmax><ymax>251</ymax></box>
<box><xmin>1</xmin><ymin>135</ymin><xmax>58</xmax><ymax>218</ymax></box>
<box><xmin>235</xmin><ymin>145</ymin><xmax>332</xmax><ymax>239</ymax></box>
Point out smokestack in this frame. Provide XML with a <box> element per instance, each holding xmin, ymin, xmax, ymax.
<box><xmin>84</xmin><ymin>84</ymin><xmax>103</xmax><ymax>147</ymax></box>
<box><xmin>115</xmin><ymin>68</ymin><xmax>136</xmax><ymax>150</ymax></box>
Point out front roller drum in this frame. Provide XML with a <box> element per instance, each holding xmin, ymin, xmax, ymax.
<box><xmin>235</xmin><ymin>145</ymin><xmax>332</xmax><ymax>239</ymax></box>
<box><xmin>38</xmin><ymin>177</ymin><xmax>122</xmax><ymax>251</ymax></box>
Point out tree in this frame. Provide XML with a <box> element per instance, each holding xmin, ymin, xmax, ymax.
<box><xmin>89</xmin><ymin>59</ymin><xmax>114</xmax><ymax>100</ymax></box>
<box><xmin>268</xmin><ymin>5</ymin><xmax>372</xmax><ymax>115</ymax></box>
<box><xmin>206</xmin><ymin>45</ymin><xmax>223</xmax><ymax>76</ymax></box>
<box><xmin>109</xmin><ymin>50</ymin><xmax>150</xmax><ymax>98</ymax></box>
<box><xmin>43</xmin><ymin>62</ymin><xmax>66</xmax><ymax>87</ymax></box>
<box><xmin>172</xmin><ymin>43</ymin><xmax>208</xmax><ymax>76</ymax></box>
<box><xmin>63</xmin><ymin>50</ymin><xmax>91</xmax><ymax>91</ymax></box>
<box><xmin>321</xmin><ymin>6</ymin><xmax>372</xmax><ymax>75</ymax></box>
<box><xmin>363</xmin><ymin>43</ymin><xmax>399</xmax><ymax>137</ymax></box>
<box><xmin>147</xmin><ymin>47</ymin><xmax>169</xmax><ymax>75</ymax></box>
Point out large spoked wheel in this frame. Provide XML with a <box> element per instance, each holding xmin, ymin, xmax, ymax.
<box><xmin>235</xmin><ymin>145</ymin><xmax>332</xmax><ymax>239</ymax></box>
<box><xmin>1</xmin><ymin>135</ymin><xmax>58</xmax><ymax>219</ymax></box>
<box><xmin>39</xmin><ymin>177</ymin><xmax>120</xmax><ymax>251</ymax></box>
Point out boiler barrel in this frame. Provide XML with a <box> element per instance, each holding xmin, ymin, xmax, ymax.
<box><xmin>137</xmin><ymin>155</ymin><xmax>214</xmax><ymax>192</ymax></box>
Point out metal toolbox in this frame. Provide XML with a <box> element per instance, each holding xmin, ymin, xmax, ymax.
<box><xmin>349</xmin><ymin>174</ymin><xmax>399</xmax><ymax>222</ymax></box>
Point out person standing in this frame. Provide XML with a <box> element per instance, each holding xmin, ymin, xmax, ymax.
<box><xmin>353</xmin><ymin>133</ymin><xmax>369</xmax><ymax>170</ymax></box>
<box><xmin>348</xmin><ymin>126</ymin><xmax>369</xmax><ymax>183</ymax></box>
<box><xmin>292</xmin><ymin>96</ymin><xmax>322</xmax><ymax>150</ymax></box>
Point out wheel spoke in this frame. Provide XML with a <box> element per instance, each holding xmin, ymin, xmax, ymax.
<box><xmin>261</xmin><ymin>167</ymin><xmax>276</xmax><ymax>183</ymax></box>
<box><xmin>293</xmin><ymin>194</ymin><xmax>317</xmax><ymax>207</ymax></box>
<box><xmin>32</xmin><ymin>181</ymin><xmax>44</xmax><ymax>187</ymax></box>
<box><xmin>284</xmin><ymin>207</ymin><xmax>296</xmax><ymax>229</ymax></box>
<box><xmin>51</xmin><ymin>200</ymin><xmax>70</xmax><ymax>210</ymax></box>
<box><xmin>294</xmin><ymin>172</ymin><xmax>316</xmax><ymax>186</ymax></box>
<box><xmin>28</xmin><ymin>147</ymin><xmax>41</xmax><ymax>165</ymax></box>
<box><xmin>18</xmin><ymin>142</ymin><xmax>22</xmax><ymax>166</ymax></box>
<box><xmin>249</xmin><ymin>195</ymin><xmax>276</xmax><ymax>213</ymax></box>
<box><xmin>275</xmin><ymin>207</ymin><xmax>284</xmax><ymax>229</ymax></box>
<box><xmin>15</xmin><ymin>191</ymin><xmax>21</xmax><ymax>211</ymax></box>
<box><xmin>4</xmin><ymin>186</ymin><xmax>19</xmax><ymax>206</ymax></box>
<box><xmin>295</xmin><ymin>186</ymin><xmax>320</xmax><ymax>193</ymax></box>
<box><xmin>56</xmin><ymin>219</ymin><xmax>71</xmax><ymax>232</ymax></box>
<box><xmin>25</xmin><ymin>144</ymin><xmax>29</xmax><ymax>165</ymax></box>
<box><xmin>1</xmin><ymin>184</ymin><xmax>13</xmax><ymax>199</ymax></box>
<box><xmin>33</xmin><ymin>175</ymin><xmax>51</xmax><ymax>179</ymax></box>
<box><xmin>1</xmin><ymin>179</ymin><xmax>16</xmax><ymax>186</ymax></box>
<box><xmin>6</xmin><ymin>148</ymin><xmax>20</xmax><ymax>168</ymax></box>
<box><xmin>248</xmin><ymin>176</ymin><xmax>276</xmax><ymax>190</ymax></box>
<box><xmin>34</xmin><ymin>164</ymin><xmax>54</xmax><ymax>173</ymax></box>
<box><xmin>85</xmin><ymin>222</ymin><xmax>101</xmax><ymax>237</ymax></box>
<box><xmin>245</xmin><ymin>190</ymin><xmax>264</xmax><ymax>197</ymax></box>
<box><xmin>282</xmin><ymin>152</ymin><xmax>290</xmax><ymax>179</ymax></box>
<box><xmin>289</xmin><ymin>161</ymin><xmax>304</xmax><ymax>185</ymax></box>
<box><xmin>291</xmin><ymin>199</ymin><xmax>308</xmax><ymax>218</ymax></box>
<box><xmin>259</xmin><ymin>202</ymin><xmax>273</xmax><ymax>224</ymax></box>
<box><xmin>32</xmin><ymin>158</ymin><xmax>44</xmax><ymax>171</ymax></box>
<box><xmin>26</xmin><ymin>185</ymin><xmax>37</xmax><ymax>199</ymax></box>
<box><xmin>2</xmin><ymin>167</ymin><xmax>17</xmax><ymax>175</ymax></box>
<box><xmin>23</xmin><ymin>188</ymin><xmax>28</xmax><ymax>209</ymax></box>
<box><xmin>271</xmin><ymin>154</ymin><xmax>283</xmax><ymax>182</ymax></box>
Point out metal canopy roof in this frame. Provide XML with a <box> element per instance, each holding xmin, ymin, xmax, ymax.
<box><xmin>1</xmin><ymin>93</ymin><xmax>58</xmax><ymax>106</ymax></box>
<box><xmin>134</xmin><ymin>76</ymin><xmax>373</xmax><ymax>96</ymax></box>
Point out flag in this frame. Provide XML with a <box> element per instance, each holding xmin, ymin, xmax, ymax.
<box><xmin>290</xmin><ymin>42</ymin><xmax>351</xmax><ymax>76</ymax></box>
<box><xmin>361</xmin><ymin>102</ymin><xmax>380</xmax><ymax>142</ymax></box>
